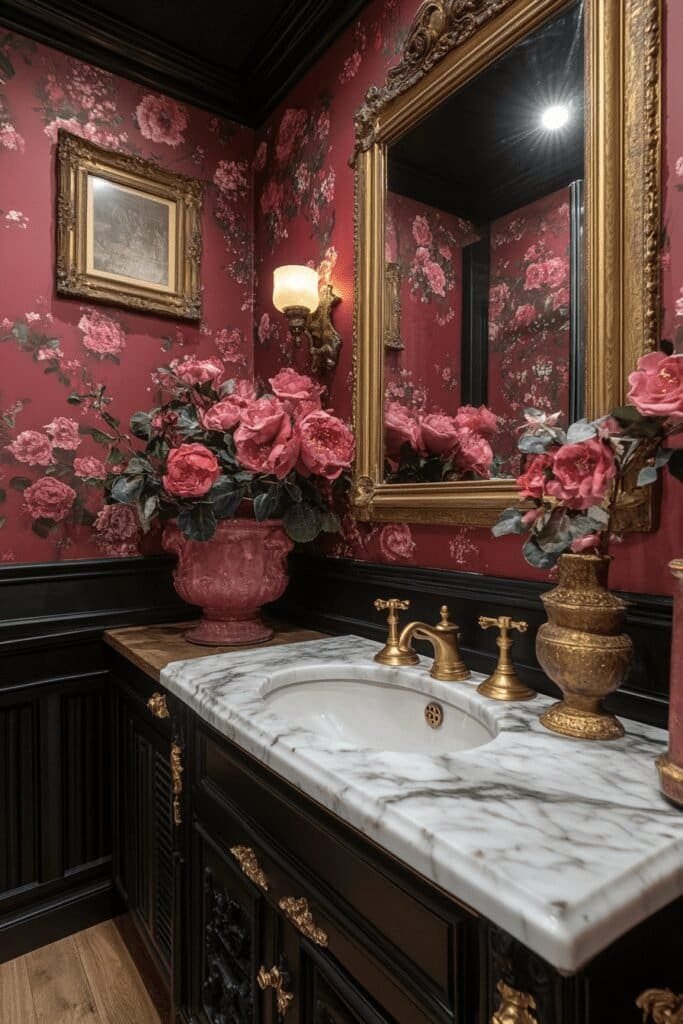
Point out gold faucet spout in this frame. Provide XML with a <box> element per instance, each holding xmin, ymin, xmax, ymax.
<box><xmin>398</xmin><ymin>606</ymin><xmax>470</xmax><ymax>682</ymax></box>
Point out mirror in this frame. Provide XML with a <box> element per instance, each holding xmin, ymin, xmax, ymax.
<box><xmin>351</xmin><ymin>0</ymin><xmax>661</xmax><ymax>528</ymax></box>
<box><xmin>384</xmin><ymin>3</ymin><xmax>584</xmax><ymax>484</ymax></box>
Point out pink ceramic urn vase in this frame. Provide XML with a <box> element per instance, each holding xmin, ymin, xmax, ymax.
<box><xmin>163</xmin><ymin>519</ymin><xmax>294</xmax><ymax>646</ymax></box>
<box><xmin>657</xmin><ymin>558</ymin><xmax>683</xmax><ymax>806</ymax></box>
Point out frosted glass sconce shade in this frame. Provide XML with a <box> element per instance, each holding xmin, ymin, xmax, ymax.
<box><xmin>273</xmin><ymin>265</ymin><xmax>320</xmax><ymax>314</ymax></box>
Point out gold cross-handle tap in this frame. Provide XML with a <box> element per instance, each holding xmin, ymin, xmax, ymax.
<box><xmin>373</xmin><ymin>598</ymin><xmax>419</xmax><ymax>667</ymax></box>
<box><xmin>477</xmin><ymin>615</ymin><xmax>536</xmax><ymax>702</ymax></box>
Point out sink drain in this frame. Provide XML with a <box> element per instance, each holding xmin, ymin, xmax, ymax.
<box><xmin>424</xmin><ymin>702</ymin><xmax>443</xmax><ymax>729</ymax></box>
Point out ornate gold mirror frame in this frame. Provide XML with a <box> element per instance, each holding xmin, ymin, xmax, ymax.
<box><xmin>350</xmin><ymin>0</ymin><xmax>661</xmax><ymax>527</ymax></box>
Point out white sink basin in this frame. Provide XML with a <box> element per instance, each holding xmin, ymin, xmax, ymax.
<box><xmin>263</xmin><ymin>675</ymin><xmax>494</xmax><ymax>754</ymax></box>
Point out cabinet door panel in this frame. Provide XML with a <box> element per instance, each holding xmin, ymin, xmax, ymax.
<box><xmin>0</xmin><ymin>702</ymin><xmax>38</xmax><ymax>893</ymax></box>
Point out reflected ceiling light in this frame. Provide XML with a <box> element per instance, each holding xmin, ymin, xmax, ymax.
<box><xmin>540</xmin><ymin>103</ymin><xmax>570</xmax><ymax>131</ymax></box>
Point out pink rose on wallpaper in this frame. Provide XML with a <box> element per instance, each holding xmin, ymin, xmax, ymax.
<box><xmin>412</xmin><ymin>215</ymin><xmax>432</xmax><ymax>247</ymax></box>
<box><xmin>385</xmin><ymin>402</ymin><xmax>423</xmax><ymax>457</ymax></box>
<box><xmin>524</xmin><ymin>262</ymin><xmax>545</xmax><ymax>290</ymax></box>
<box><xmin>425</xmin><ymin>261</ymin><xmax>446</xmax><ymax>297</ymax></box>
<box><xmin>544</xmin><ymin>256</ymin><xmax>568</xmax><ymax>288</ymax></box>
<box><xmin>415</xmin><ymin>246</ymin><xmax>430</xmax><ymax>265</ymax></box>
<box><xmin>74</xmin><ymin>455</ymin><xmax>106</xmax><ymax>479</ymax></box>
<box><xmin>163</xmin><ymin>443</ymin><xmax>220</xmax><ymax>498</ymax></box>
<box><xmin>6</xmin><ymin>430</ymin><xmax>54</xmax><ymax>466</ymax></box>
<box><xmin>45</xmin><ymin>417</ymin><xmax>82</xmax><ymax>450</ymax></box>
<box><xmin>546</xmin><ymin>438</ymin><xmax>616</xmax><ymax>510</ymax></box>
<box><xmin>276</xmin><ymin>108</ymin><xmax>307</xmax><ymax>164</ymax></box>
<box><xmin>298</xmin><ymin>411</ymin><xmax>354</xmax><ymax>480</ymax></box>
<box><xmin>270</xmin><ymin>368</ymin><xmax>323</xmax><ymax>415</ymax></box>
<box><xmin>43</xmin><ymin>116</ymin><xmax>85</xmax><ymax>143</ymax></box>
<box><xmin>257</xmin><ymin>313</ymin><xmax>279</xmax><ymax>345</ymax></box>
<box><xmin>438</xmin><ymin>243</ymin><xmax>452</xmax><ymax>260</ymax></box>
<box><xmin>627</xmin><ymin>352</ymin><xmax>683</xmax><ymax>420</ymax></box>
<box><xmin>454</xmin><ymin>405</ymin><xmax>498</xmax><ymax>437</ymax></box>
<box><xmin>254</xmin><ymin>141</ymin><xmax>268</xmax><ymax>172</ymax></box>
<box><xmin>175</xmin><ymin>356</ymin><xmax>225</xmax><ymax>387</ymax></box>
<box><xmin>213</xmin><ymin>160</ymin><xmax>248</xmax><ymax>196</ymax></box>
<box><xmin>94</xmin><ymin>504</ymin><xmax>141</xmax><ymax>557</ymax></box>
<box><xmin>260</xmin><ymin>178</ymin><xmax>284</xmax><ymax>214</ymax></box>
<box><xmin>316</xmin><ymin>110</ymin><xmax>330</xmax><ymax>139</ymax></box>
<box><xmin>379</xmin><ymin>523</ymin><xmax>416</xmax><ymax>563</ymax></box>
<box><xmin>488</xmin><ymin>283</ymin><xmax>510</xmax><ymax>320</ymax></box>
<box><xmin>238</xmin><ymin>396</ymin><xmax>288</xmax><ymax>444</ymax></box>
<box><xmin>214</xmin><ymin>327</ymin><xmax>246</xmax><ymax>364</ymax></box>
<box><xmin>551</xmin><ymin>287</ymin><xmax>570</xmax><ymax>310</ymax></box>
<box><xmin>0</xmin><ymin>123</ymin><xmax>25</xmax><ymax>152</ymax></box>
<box><xmin>23</xmin><ymin>477</ymin><xmax>76</xmax><ymax>522</ymax></box>
<box><xmin>78</xmin><ymin>310</ymin><xmax>126</xmax><ymax>357</ymax></box>
<box><xmin>318</xmin><ymin>246</ymin><xmax>338</xmax><ymax>285</ymax></box>
<box><xmin>421</xmin><ymin>413</ymin><xmax>459</xmax><ymax>455</ymax></box>
<box><xmin>235</xmin><ymin>419</ymin><xmax>299</xmax><ymax>480</ymax></box>
<box><xmin>339</xmin><ymin>50</ymin><xmax>362</xmax><ymax>84</ymax></box>
<box><xmin>516</xmin><ymin>453</ymin><xmax>555</xmax><ymax>500</ymax></box>
<box><xmin>135</xmin><ymin>93</ymin><xmax>188</xmax><ymax>147</ymax></box>
<box><xmin>452</xmin><ymin>428</ymin><xmax>493</xmax><ymax>478</ymax></box>
<box><xmin>513</xmin><ymin>304</ymin><xmax>536</xmax><ymax>329</ymax></box>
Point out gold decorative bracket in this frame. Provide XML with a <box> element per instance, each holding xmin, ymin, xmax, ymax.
<box><xmin>278</xmin><ymin>896</ymin><xmax>328</xmax><ymax>948</ymax></box>
<box><xmin>491</xmin><ymin>980</ymin><xmax>539</xmax><ymax>1024</ymax></box>
<box><xmin>147</xmin><ymin>692</ymin><xmax>170</xmax><ymax>719</ymax></box>
<box><xmin>286</xmin><ymin>283</ymin><xmax>342</xmax><ymax>374</ymax></box>
<box><xmin>170</xmin><ymin>741</ymin><xmax>183</xmax><ymax>827</ymax></box>
<box><xmin>229</xmin><ymin>845</ymin><xmax>270</xmax><ymax>892</ymax></box>
<box><xmin>636</xmin><ymin>988</ymin><xmax>683</xmax><ymax>1023</ymax></box>
<box><xmin>257</xmin><ymin>963</ymin><xmax>294</xmax><ymax>1017</ymax></box>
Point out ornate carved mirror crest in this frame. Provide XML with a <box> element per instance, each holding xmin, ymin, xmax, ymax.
<box><xmin>351</xmin><ymin>0</ymin><xmax>661</xmax><ymax>528</ymax></box>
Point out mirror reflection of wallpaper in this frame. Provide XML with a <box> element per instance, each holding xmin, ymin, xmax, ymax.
<box><xmin>384</xmin><ymin>191</ymin><xmax>479</xmax><ymax>412</ymax></box>
<box><xmin>487</xmin><ymin>187</ymin><xmax>571</xmax><ymax>472</ymax></box>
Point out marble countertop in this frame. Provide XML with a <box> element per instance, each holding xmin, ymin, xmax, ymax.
<box><xmin>159</xmin><ymin>635</ymin><xmax>683</xmax><ymax>973</ymax></box>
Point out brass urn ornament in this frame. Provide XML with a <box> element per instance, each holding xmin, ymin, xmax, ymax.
<box><xmin>536</xmin><ymin>554</ymin><xmax>632</xmax><ymax>740</ymax></box>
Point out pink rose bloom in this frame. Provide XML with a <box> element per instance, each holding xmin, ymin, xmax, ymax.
<box><xmin>571</xmin><ymin>532</ymin><xmax>602</xmax><ymax>554</ymax></box>
<box><xmin>297</xmin><ymin>411</ymin><xmax>354</xmax><ymax>480</ymax></box>
<box><xmin>235</xmin><ymin>419</ymin><xmax>300</xmax><ymax>480</ymax></box>
<box><xmin>489</xmin><ymin>283</ymin><xmax>510</xmax><ymax>320</ymax></box>
<box><xmin>232</xmin><ymin>379</ymin><xmax>257</xmax><ymax>401</ymax></box>
<box><xmin>420</xmin><ymin>413</ymin><xmax>460</xmax><ymax>455</ymax></box>
<box><xmin>412</xmin><ymin>215</ymin><xmax>432</xmax><ymax>247</ymax></box>
<box><xmin>425</xmin><ymin>261</ymin><xmax>446</xmax><ymax>296</ymax></box>
<box><xmin>163</xmin><ymin>443</ymin><xmax>221</xmax><ymax>498</ymax></box>
<box><xmin>74</xmin><ymin>455</ymin><xmax>106</xmax><ymax>478</ymax></box>
<box><xmin>175</xmin><ymin>357</ymin><xmax>225</xmax><ymax>387</ymax></box>
<box><xmin>94</xmin><ymin>504</ymin><xmax>141</xmax><ymax>557</ymax></box>
<box><xmin>524</xmin><ymin>262</ymin><xmax>545</xmax><ymax>290</ymax></box>
<box><xmin>379</xmin><ymin>523</ymin><xmax>416</xmax><ymax>562</ymax></box>
<box><xmin>7</xmin><ymin>430</ymin><xmax>54</xmax><ymax>466</ymax></box>
<box><xmin>545</xmin><ymin>438</ymin><xmax>616</xmax><ymax>510</ymax></box>
<box><xmin>78</xmin><ymin>311</ymin><xmax>126</xmax><ymax>356</ymax></box>
<box><xmin>552</xmin><ymin>287</ymin><xmax>570</xmax><ymax>310</ymax></box>
<box><xmin>627</xmin><ymin>351</ymin><xmax>683</xmax><ymax>420</ymax></box>
<box><xmin>454</xmin><ymin>404</ymin><xmax>498</xmax><ymax>437</ymax></box>
<box><xmin>384</xmin><ymin>402</ymin><xmax>423</xmax><ymax>457</ymax></box>
<box><xmin>135</xmin><ymin>93</ymin><xmax>187</xmax><ymax>147</ymax></box>
<box><xmin>544</xmin><ymin>256</ymin><xmax>568</xmax><ymax>288</ymax></box>
<box><xmin>513</xmin><ymin>304</ymin><xmax>536</xmax><ymax>329</ymax></box>
<box><xmin>45</xmin><ymin>416</ymin><xmax>82</xmax><ymax>450</ymax></box>
<box><xmin>269</xmin><ymin>368</ymin><xmax>323</xmax><ymax>415</ymax></box>
<box><xmin>23</xmin><ymin>477</ymin><xmax>76</xmax><ymax>522</ymax></box>
<box><xmin>276</xmin><ymin>108</ymin><xmax>307</xmax><ymax>164</ymax></box>
<box><xmin>452</xmin><ymin>428</ymin><xmax>493</xmax><ymax>478</ymax></box>
<box><xmin>516</xmin><ymin>453</ymin><xmax>555</xmax><ymax>500</ymax></box>
<box><xmin>201</xmin><ymin>397</ymin><xmax>246</xmax><ymax>432</ymax></box>
<box><xmin>239</xmin><ymin>396</ymin><xmax>288</xmax><ymax>444</ymax></box>
<box><xmin>415</xmin><ymin>246</ymin><xmax>430</xmax><ymax>265</ymax></box>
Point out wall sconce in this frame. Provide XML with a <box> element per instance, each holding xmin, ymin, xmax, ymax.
<box><xmin>273</xmin><ymin>265</ymin><xmax>341</xmax><ymax>374</ymax></box>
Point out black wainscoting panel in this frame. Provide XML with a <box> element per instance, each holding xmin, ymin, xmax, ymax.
<box><xmin>0</xmin><ymin>555</ymin><xmax>192</xmax><ymax>963</ymax></box>
<box><xmin>273</xmin><ymin>554</ymin><xmax>673</xmax><ymax>729</ymax></box>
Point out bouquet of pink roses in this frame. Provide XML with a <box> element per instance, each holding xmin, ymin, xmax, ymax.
<box><xmin>492</xmin><ymin>350</ymin><xmax>683</xmax><ymax>567</ymax></box>
<box><xmin>384</xmin><ymin>401</ymin><xmax>499</xmax><ymax>482</ymax></box>
<box><xmin>104</xmin><ymin>359</ymin><xmax>355</xmax><ymax>544</ymax></box>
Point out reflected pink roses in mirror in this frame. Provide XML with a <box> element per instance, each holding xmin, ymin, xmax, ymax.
<box><xmin>628</xmin><ymin>352</ymin><xmax>683</xmax><ymax>420</ymax></box>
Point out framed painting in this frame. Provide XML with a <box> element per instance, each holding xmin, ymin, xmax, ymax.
<box><xmin>56</xmin><ymin>130</ymin><xmax>203</xmax><ymax>320</ymax></box>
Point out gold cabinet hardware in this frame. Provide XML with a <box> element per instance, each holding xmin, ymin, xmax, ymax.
<box><xmin>491</xmin><ymin>981</ymin><xmax>538</xmax><ymax>1024</ymax></box>
<box><xmin>257</xmin><ymin>964</ymin><xmax>294</xmax><ymax>1017</ymax></box>
<box><xmin>170</xmin><ymin>741</ymin><xmax>183</xmax><ymax>827</ymax></box>
<box><xmin>636</xmin><ymin>989</ymin><xmax>683</xmax><ymax>1022</ymax></box>
<box><xmin>229</xmin><ymin>845</ymin><xmax>269</xmax><ymax>892</ymax></box>
<box><xmin>373</xmin><ymin>597</ymin><xmax>418</xmax><ymax>667</ymax></box>
<box><xmin>147</xmin><ymin>692</ymin><xmax>170</xmax><ymax>718</ymax></box>
<box><xmin>478</xmin><ymin>616</ymin><xmax>536</xmax><ymax>702</ymax></box>
<box><xmin>278</xmin><ymin>896</ymin><xmax>328</xmax><ymax>947</ymax></box>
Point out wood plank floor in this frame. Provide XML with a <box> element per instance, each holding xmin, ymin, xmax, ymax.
<box><xmin>1</xmin><ymin>921</ymin><xmax>162</xmax><ymax>1024</ymax></box>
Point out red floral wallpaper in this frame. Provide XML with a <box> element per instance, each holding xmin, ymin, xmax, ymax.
<box><xmin>0</xmin><ymin>31</ymin><xmax>253</xmax><ymax>562</ymax></box>
<box><xmin>253</xmin><ymin>0</ymin><xmax>682</xmax><ymax>597</ymax></box>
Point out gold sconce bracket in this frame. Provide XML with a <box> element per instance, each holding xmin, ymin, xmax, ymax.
<box><xmin>478</xmin><ymin>616</ymin><xmax>536</xmax><ymax>702</ymax></box>
<box><xmin>285</xmin><ymin>283</ymin><xmax>342</xmax><ymax>375</ymax></box>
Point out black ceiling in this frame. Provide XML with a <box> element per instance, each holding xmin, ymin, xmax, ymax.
<box><xmin>388</xmin><ymin>1</ymin><xmax>584</xmax><ymax>225</ymax></box>
<box><xmin>0</xmin><ymin>0</ymin><xmax>372</xmax><ymax>126</ymax></box>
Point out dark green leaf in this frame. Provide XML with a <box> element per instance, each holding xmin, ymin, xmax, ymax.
<box><xmin>284</xmin><ymin>480</ymin><xmax>302</xmax><ymax>502</ymax></box>
<box><xmin>208</xmin><ymin>478</ymin><xmax>244</xmax><ymax>519</ymax></box>
<box><xmin>111</xmin><ymin>475</ymin><xmax>145</xmax><ymax>503</ymax></box>
<box><xmin>319</xmin><ymin>511</ymin><xmax>341</xmax><ymax>533</ymax></box>
<box><xmin>566</xmin><ymin>419</ymin><xmax>598</xmax><ymax>443</ymax></box>
<box><xmin>522</xmin><ymin>536</ymin><xmax>561</xmax><ymax>569</ymax></box>
<box><xmin>10</xmin><ymin>476</ymin><xmax>32</xmax><ymax>491</ymax></box>
<box><xmin>655</xmin><ymin>447</ymin><xmax>673</xmax><ymax>469</ymax></box>
<box><xmin>518</xmin><ymin>434</ymin><xmax>551</xmax><ymax>455</ymax></box>
<box><xmin>126</xmin><ymin>455</ymin><xmax>153</xmax><ymax>475</ymax></box>
<box><xmin>79</xmin><ymin>425</ymin><xmax>115</xmax><ymax>444</ymax></box>
<box><xmin>491</xmin><ymin>507</ymin><xmax>525</xmax><ymax>538</ymax></box>
<box><xmin>283</xmin><ymin>503</ymin><xmax>321</xmax><ymax>543</ymax></box>
<box><xmin>130</xmin><ymin>411</ymin><xmax>153</xmax><ymax>440</ymax></box>
<box><xmin>31</xmin><ymin>517</ymin><xmax>55</xmax><ymax>538</ymax></box>
<box><xmin>178</xmin><ymin>503</ymin><xmax>216</xmax><ymax>542</ymax></box>
<box><xmin>67</xmin><ymin>393</ymin><xmax>82</xmax><ymax>405</ymax></box>
<box><xmin>637</xmin><ymin>465</ymin><xmax>658</xmax><ymax>487</ymax></box>
<box><xmin>254</xmin><ymin>488</ymin><xmax>281</xmax><ymax>521</ymax></box>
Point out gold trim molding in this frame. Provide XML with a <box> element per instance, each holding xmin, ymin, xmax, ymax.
<box><xmin>170</xmin><ymin>741</ymin><xmax>183</xmax><ymax>827</ymax></box>
<box><xmin>229</xmin><ymin>845</ymin><xmax>270</xmax><ymax>892</ymax></box>
<box><xmin>278</xmin><ymin>896</ymin><xmax>328</xmax><ymax>947</ymax></box>
<box><xmin>351</xmin><ymin>0</ymin><xmax>661</xmax><ymax>528</ymax></box>
<box><xmin>491</xmin><ymin>981</ymin><xmax>539</xmax><ymax>1024</ymax></box>
<box><xmin>636</xmin><ymin>989</ymin><xmax>683</xmax><ymax>1023</ymax></box>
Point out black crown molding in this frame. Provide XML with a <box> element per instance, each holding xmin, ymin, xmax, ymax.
<box><xmin>0</xmin><ymin>0</ymin><xmax>371</xmax><ymax>126</ymax></box>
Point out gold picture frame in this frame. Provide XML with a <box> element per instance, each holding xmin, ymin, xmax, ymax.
<box><xmin>350</xmin><ymin>0</ymin><xmax>662</xmax><ymax>529</ymax></box>
<box><xmin>56</xmin><ymin>130</ymin><xmax>203</xmax><ymax>321</ymax></box>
